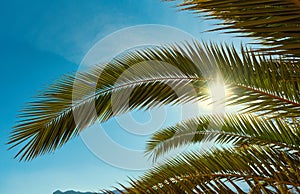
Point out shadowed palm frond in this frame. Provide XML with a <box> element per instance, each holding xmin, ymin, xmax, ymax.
<box><xmin>122</xmin><ymin>146</ymin><xmax>300</xmax><ymax>193</ymax></box>
<box><xmin>167</xmin><ymin>0</ymin><xmax>300</xmax><ymax>59</ymax></box>
<box><xmin>146</xmin><ymin>113</ymin><xmax>300</xmax><ymax>161</ymax></box>
<box><xmin>9</xmin><ymin>42</ymin><xmax>300</xmax><ymax>161</ymax></box>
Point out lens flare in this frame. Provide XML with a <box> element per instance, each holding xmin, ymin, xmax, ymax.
<box><xmin>198</xmin><ymin>82</ymin><xmax>232</xmax><ymax>111</ymax></box>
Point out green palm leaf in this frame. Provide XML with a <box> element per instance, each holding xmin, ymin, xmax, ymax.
<box><xmin>168</xmin><ymin>0</ymin><xmax>300</xmax><ymax>59</ymax></box>
<box><xmin>146</xmin><ymin>113</ymin><xmax>300</xmax><ymax>161</ymax></box>
<box><xmin>123</xmin><ymin>146</ymin><xmax>300</xmax><ymax>193</ymax></box>
<box><xmin>9</xmin><ymin>42</ymin><xmax>300</xmax><ymax>161</ymax></box>
<box><xmin>202</xmin><ymin>43</ymin><xmax>300</xmax><ymax>117</ymax></box>
<box><xmin>9</xmin><ymin>65</ymin><xmax>206</xmax><ymax>161</ymax></box>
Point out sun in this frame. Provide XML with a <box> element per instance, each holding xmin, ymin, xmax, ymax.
<box><xmin>198</xmin><ymin>81</ymin><xmax>232</xmax><ymax>111</ymax></box>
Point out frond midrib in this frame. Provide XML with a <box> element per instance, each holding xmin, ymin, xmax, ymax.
<box><xmin>148</xmin><ymin>130</ymin><xmax>299</xmax><ymax>157</ymax></box>
<box><xmin>46</xmin><ymin>75</ymin><xmax>206</xmax><ymax>128</ymax></box>
<box><xmin>234</xmin><ymin>83</ymin><xmax>300</xmax><ymax>107</ymax></box>
<box><xmin>135</xmin><ymin>171</ymin><xmax>299</xmax><ymax>193</ymax></box>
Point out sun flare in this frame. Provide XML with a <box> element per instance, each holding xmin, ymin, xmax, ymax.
<box><xmin>198</xmin><ymin>82</ymin><xmax>232</xmax><ymax>111</ymax></box>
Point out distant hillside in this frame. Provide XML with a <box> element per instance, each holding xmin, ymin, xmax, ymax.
<box><xmin>53</xmin><ymin>190</ymin><xmax>120</xmax><ymax>194</ymax></box>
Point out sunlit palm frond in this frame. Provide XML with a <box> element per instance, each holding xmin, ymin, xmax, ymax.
<box><xmin>202</xmin><ymin>43</ymin><xmax>300</xmax><ymax>117</ymax></box>
<box><xmin>123</xmin><ymin>146</ymin><xmax>300</xmax><ymax>193</ymax></box>
<box><xmin>146</xmin><ymin>113</ymin><xmax>300</xmax><ymax>161</ymax></box>
<box><xmin>9</xmin><ymin>60</ymin><xmax>206</xmax><ymax>161</ymax></box>
<box><xmin>167</xmin><ymin>0</ymin><xmax>300</xmax><ymax>59</ymax></box>
<box><xmin>9</xmin><ymin>42</ymin><xmax>300</xmax><ymax>161</ymax></box>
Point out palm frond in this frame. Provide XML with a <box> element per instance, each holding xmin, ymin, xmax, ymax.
<box><xmin>199</xmin><ymin>43</ymin><xmax>300</xmax><ymax>117</ymax></box>
<box><xmin>9</xmin><ymin>42</ymin><xmax>300</xmax><ymax>160</ymax></box>
<box><xmin>168</xmin><ymin>0</ymin><xmax>300</xmax><ymax>59</ymax></box>
<box><xmin>146</xmin><ymin>113</ymin><xmax>300</xmax><ymax>161</ymax></box>
<box><xmin>9</xmin><ymin>61</ymin><xmax>206</xmax><ymax>161</ymax></box>
<box><xmin>123</xmin><ymin>146</ymin><xmax>300</xmax><ymax>193</ymax></box>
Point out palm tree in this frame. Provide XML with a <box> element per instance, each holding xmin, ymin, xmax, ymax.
<box><xmin>9</xmin><ymin>0</ymin><xmax>300</xmax><ymax>193</ymax></box>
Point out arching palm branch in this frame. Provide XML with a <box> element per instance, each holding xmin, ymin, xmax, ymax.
<box><xmin>145</xmin><ymin>114</ymin><xmax>300</xmax><ymax>161</ymax></box>
<box><xmin>8</xmin><ymin>42</ymin><xmax>300</xmax><ymax>161</ymax></box>
<box><xmin>121</xmin><ymin>146</ymin><xmax>300</xmax><ymax>193</ymax></box>
<box><xmin>168</xmin><ymin>0</ymin><xmax>300</xmax><ymax>59</ymax></box>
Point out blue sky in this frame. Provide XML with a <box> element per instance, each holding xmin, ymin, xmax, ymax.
<box><xmin>0</xmin><ymin>1</ymin><xmax>248</xmax><ymax>193</ymax></box>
